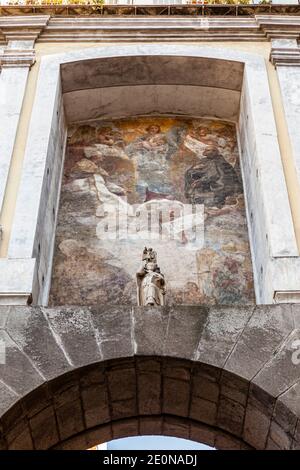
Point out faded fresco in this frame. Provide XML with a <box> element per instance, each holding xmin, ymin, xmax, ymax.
<box><xmin>49</xmin><ymin>117</ymin><xmax>255</xmax><ymax>305</ymax></box>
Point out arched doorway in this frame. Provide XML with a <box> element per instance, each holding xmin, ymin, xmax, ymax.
<box><xmin>0</xmin><ymin>304</ymin><xmax>299</xmax><ymax>450</ymax></box>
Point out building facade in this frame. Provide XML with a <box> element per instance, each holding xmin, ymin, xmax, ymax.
<box><xmin>0</xmin><ymin>5</ymin><xmax>300</xmax><ymax>450</ymax></box>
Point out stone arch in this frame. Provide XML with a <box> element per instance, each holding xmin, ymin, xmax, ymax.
<box><xmin>0</xmin><ymin>304</ymin><xmax>299</xmax><ymax>450</ymax></box>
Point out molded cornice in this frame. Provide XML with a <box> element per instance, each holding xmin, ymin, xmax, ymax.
<box><xmin>0</xmin><ymin>12</ymin><xmax>299</xmax><ymax>44</ymax></box>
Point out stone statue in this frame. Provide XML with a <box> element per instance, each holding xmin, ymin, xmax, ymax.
<box><xmin>137</xmin><ymin>247</ymin><xmax>166</xmax><ymax>306</ymax></box>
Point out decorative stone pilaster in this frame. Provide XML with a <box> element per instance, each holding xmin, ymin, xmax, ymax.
<box><xmin>270</xmin><ymin>38</ymin><xmax>300</xmax><ymax>303</ymax></box>
<box><xmin>270</xmin><ymin>38</ymin><xmax>300</xmax><ymax>188</ymax></box>
<box><xmin>0</xmin><ymin>16</ymin><xmax>49</xmax><ymax>224</ymax></box>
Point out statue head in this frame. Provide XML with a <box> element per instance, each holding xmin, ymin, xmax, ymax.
<box><xmin>142</xmin><ymin>247</ymin><xmax>157</xmax><ymax>264</ymax></box>
<box><xmin>145</xmin><ymin>261</ymin><xmax>157</xmax><ymax>272</ymax></box>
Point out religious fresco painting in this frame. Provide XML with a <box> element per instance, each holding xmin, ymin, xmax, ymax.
<box><xmin>49</xmin><ymin>117</ymin><xmax>255</xmax><ymax>306</ymax></box>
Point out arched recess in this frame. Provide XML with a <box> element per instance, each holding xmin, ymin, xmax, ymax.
<box><xmin>0</xmin><ymin>304</ymin><xmax>300</xmax><ymax>450</ymax></box>
<box><xmin>1</xmin><ymin>45</ymin><xmax>298</xmax><ymax>307</ymax></box>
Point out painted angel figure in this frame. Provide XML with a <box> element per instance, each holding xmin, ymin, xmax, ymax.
<box><xmin>136</xmin><ymin>247</ymin><xmax>166</xmax><ymax>306</ymax></box>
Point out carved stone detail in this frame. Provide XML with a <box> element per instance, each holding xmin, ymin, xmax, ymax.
<box><xmin>137</xmin><ymin>247</ymin><xmax>166</xmax><ymax>306</ymax></box>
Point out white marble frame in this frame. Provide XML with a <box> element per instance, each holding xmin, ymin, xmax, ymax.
<box><xmin>2</xmin><ymin>44</ymin><xmax>299</xmax><ymax>305</ymax></box>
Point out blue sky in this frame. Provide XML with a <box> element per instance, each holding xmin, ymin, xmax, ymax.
<box><xmin>107</xmin><ymin>436</ymin><xmax>213</xmax><ymax>450</ymax></box>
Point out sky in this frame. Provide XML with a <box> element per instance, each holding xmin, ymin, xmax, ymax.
<box><xmin>102</xmin><ymin>436</ymin><xmax>213</xmax><ymax>450</ymax></box>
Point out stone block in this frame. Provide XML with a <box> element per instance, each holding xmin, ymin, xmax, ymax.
<box><xmin>163</xmin><ymin>377</ymin><xmax>190</xmax><ymax>417</ymax></box>
<box><xmin>254</xmin><ymin>329</ymin><xmax>300</xmax><ymax>397</ymax></box>
<box><xmin>276</xmin><ymin>380</ymin><xmax>300</xmax><ymax>419</ymax></box>
<box><xmin>162</xmin><ymin>416</ymin><xmax>189</xmax><ymax>440</ymax></box>
<box><xmin>226</xmin><ymin>305</ymin><xmax>294</xmax><ymax>381</ymax></box>
<box><xmin>21</xmin><ymin>384</ymin><xmax>51</xmax><ymax>419</ymax></box>
<box><xmin>273</xmin><ymin>399</ymin><xmax>297</xmax><ymax>436</ymax></box>
<box><xmin>43</xmin><ymin>306</ymin><xmax>102</xmax><ymax>367</ymax></box>
<box><xmin>248</xmin><ymin>383</ymin><xmax>275</xmax><ymax>415</ymax></box>
<box><xmin>215</xmin><ymin>433</ymin><xmax>241</xmax><ymax>450</ymax></box>
<box><xmin>54</xmin><ymin>384</ymin><xmax>80</xmax><ymax>408</ymax></box>
<box><xmin>91</xmin><ymin>305</ymin><xmax>133</xmax><ymax>360</ymax></box>
<box><xmin>162</xmin><ymin>359</ymin><xmax>191</xmax><ymax>381</ymax></box>
<box><xmin>139</xmin><ymin>416</ymin><xmax>163</xmax><ymax>436</ymax></box>
<box><xmin>49</xmin><ymin>370</ymin><xmax>79</xmax><ymax>397</ymax></box>
<box><xmin>111</xmin><ymin>398</ymin><xmax>137</xmax><ymax>420</ymax></box>
<box><xmin>190</xmin><ymin>396</ymin><xmax>217</xmax><ymax>426</ymax></box>
<box><xmin>112</xmin><ymin>418</ymin><xmax>139</xmax><ymax>440</ymax></box>
<box><xmin>137</xmin><ymin>371</ymin><xmax>161</xmax><ymax>415</ymax></box>
<box><xmin>294</xmin><ymin>419</ymin><xmax>300</xmax><ymax>442</ymax></box>
<box><xmin>265</xmin><ymin>438</ymin><xmax>281</xmax><ymax>450</ymax></box>
<box><xmin>80</xmin><ymin>365</ymin><xmax>106</xmax><ymax>387</ymax></box>
<box><xmin>192</xmin><ymin>375</ymin><xmax>219</xmax><ymax>403</ymax></box>
<box><xmin>193</xmin><ymin>363</ymin><xmax>221</xmax><ymax>382</ymax></box>
<box><xmin>5</xmin><ymin>418</ymin><xmax>30</xmax><ymax>446</ymax></box>
<box><xmin>7</xmin><ymin>425</ymin><xmax>34</xmax><ymax>450</ymax></box>
<box><xmin>55</xmin><ymin>399</ymin><xmax>85</xmax><ymax>441</ymax></box>
<box><xmin>108</xmin><ymin>367</ymin><xmax>136</xmax><ymax>402</ymax></box>
<box><xmin>136</xmin><ymin>357</ymin><xmax>161</xmax><ymax>373</ymax></box>
<box><xmin>0</xmin><ymin>330</ymin><xmax>44</xmax><ymax>397</ymax></box>
<box><xmin>0</xmin><ymin>383</ymin><xmax>19</xmax><ymax>422</ymax></box>
<box><xmin>164</xmin><ymin>306</ymin><xmax>208</xmax><ymax>360</ymax></box>
<box><xmin>85</xmin><ymin>424</ymin><xmax>112</xmax><ymax>449</ymax></box>
<box><xmin>134</xmin><ymin>306</ymin><xmax>169</xmax><ymax>356</ymax></box>
<box><xmin>195</xmin><ymin>306</ymin><xmax>253</xmax><ymax>368</ymax></box>
<box><xmin>5</xmin><ymin>306</ymin><xmax>71</xmax><ymax>380</ymax></box>
<box><xmin>190</xmin><ymin>422</ymin><xmax>216</xmax><ymax>447</ymax></box>
<box><xmin>60</xmin><ymin>433</ymin><xmax>90</xmax><ymax>451</ymax></box>
<box><xmin>30</xmin><ymin>406</ymin><xmax>59</xmax><ymax>449</ymax></box>
<box><xmin>269</xmin><ymin>420</ymin><xmax>292</xmax><ymax>450</ymax></box>
<box><xmin>220</xmin><ymin>371</ymin><xmax>249</xmax><ymax>406</ymax></box>
<box><xmin>217</xmin><ymin>396</ymin><xmax>245</xmax><ymax>437</ymax></box>
<box><xmin>292</xmin><ymin>439</ymin><xmax>300</xmax><ymax>450</ymax></box>
<box><xmin>243</xmin><ymin>404</ymin><xmax>270</xmax><ymax>450</ymax></box>
<box><xmin>81</xmin><ymin>383</ymin><xmax>110</xmax><ymax>428</ymax></box>
<box><xmin>1</xmin><ymin>402</ymin><xmax>23</xmax><ymax>434</ymax></box>
<box><xmin>0</xmin><ymin>437</ymin><xmax>7</xmax><ymax>450</ymax></box>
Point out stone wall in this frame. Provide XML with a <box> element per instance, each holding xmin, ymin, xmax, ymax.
<box><xmin>0</xmin><ymin>304</ymin><xmax>300</xmax><ymax>449</ymax></box>
<box><xmin>50</xmin><ymin>117</ymin><xmax>254</xmax><ymax>306</ymax></box>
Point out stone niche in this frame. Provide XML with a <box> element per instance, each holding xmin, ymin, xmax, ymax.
<box><xmin>49</xmin><ymin>116</ymin><xmax>255</xmax><ymax>306</ymax></box>
<box><xmin>3</xmin><ymin>46</ymin><xmax>298</xmax><ymax>306</ymax></box>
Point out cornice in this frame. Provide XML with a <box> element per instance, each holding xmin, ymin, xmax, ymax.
<box><xmin>0</xmin><ymin>15</ymin><xmax>50</xmax><ymax>43</ymax></box>
<box><xmin>0</xmin><ymin>12</ymin><xmax>298</xmax><ymax>44</ymax></box>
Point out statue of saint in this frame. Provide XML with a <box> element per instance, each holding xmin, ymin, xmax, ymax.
<box><xmin>137</xmin><ymin>247</ymin><xmax>166</xmax><ymax>306</ymax></box>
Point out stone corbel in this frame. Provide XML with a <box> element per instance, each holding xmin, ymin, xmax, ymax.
<box><xmin>270</xmin><ymin>38</ymin><xmax>300</xmax><ymax>67</ymax></box>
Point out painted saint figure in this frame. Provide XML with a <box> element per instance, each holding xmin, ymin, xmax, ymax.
<box><xmin>137</xmin><ymin>247</ymin><xmax>166</xmax><ymax>306</ymax></box>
